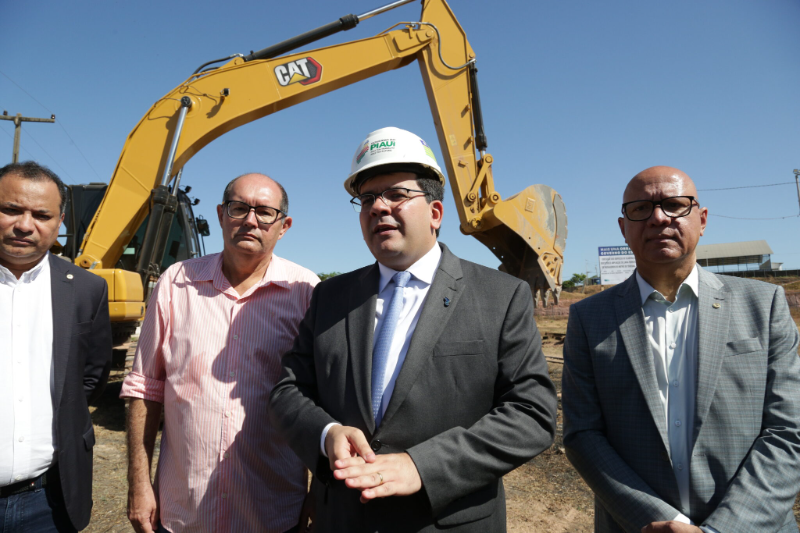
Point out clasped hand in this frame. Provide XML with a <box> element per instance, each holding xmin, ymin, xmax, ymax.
<box><xmin>325</xmin><ymin>425</ymin><xmax>422</xmax><ymax>503</ymax></box>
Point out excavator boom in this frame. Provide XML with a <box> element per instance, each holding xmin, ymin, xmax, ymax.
<box><xmin>76</xmin><ymin>0</ymin><xmax>566</xmax><ymax>315</ymax></box>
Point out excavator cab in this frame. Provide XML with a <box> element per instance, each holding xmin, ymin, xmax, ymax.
<box><xmin>58</xmin><ymin>184</ymin><xmax>207</xmax><ymax>343</ymax></box>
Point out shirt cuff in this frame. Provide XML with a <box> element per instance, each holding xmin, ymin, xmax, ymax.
<box><xmin>672</xmin><ymin>513</ymin><xmax>693</xmax><ymax>525</ymax></box>
<box><xmin>320</xmin><ymin>422</ymin><xmax>341</xmax><ymax>456</ymax></box>
<box><xmin>119</xmin><ymin>371</ymin><xmax>165</xmax><ymax>403</ymax></box>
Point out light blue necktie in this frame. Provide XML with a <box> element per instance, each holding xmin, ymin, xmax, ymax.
<box><xmin>371</xmin><ymin>270</ymin><xmax>412</xmax><ymax>426</ymax></box>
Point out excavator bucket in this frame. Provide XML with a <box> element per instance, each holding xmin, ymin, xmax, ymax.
<box><xmin>472</xmin><ymin>184</ymin><xmax>568</xmax><ymax>307</ymax></box>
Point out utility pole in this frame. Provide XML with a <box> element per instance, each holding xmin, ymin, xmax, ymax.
<box><xmin>0</xmin><ymin>110</ymin><xmax>56</xmax><ymax>163</ymax></box>
<box><xmin>794</xmin><ymin>169</ymin><xmax>800</xmax><ymax>215</ymax></box>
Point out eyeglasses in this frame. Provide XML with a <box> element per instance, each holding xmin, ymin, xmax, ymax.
<box><xmin>225</xmin><ymin>200</ymin><xmax>285</xmax><ymax>224</ymax></box>
<box><xmin>621</xmin><ymin>196</ymin><xmax>698</xmax><ymax>221</ymax></box>
<box><xmin>350</xmin><ymin>187</ymin><xmax>429</xmax><ymax>213</ymax></box>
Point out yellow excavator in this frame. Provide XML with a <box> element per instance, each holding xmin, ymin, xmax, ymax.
<box><xmin>62</xmin><ymin>0</ymin><xmax>567</xmax><ymax>341</ymax></box>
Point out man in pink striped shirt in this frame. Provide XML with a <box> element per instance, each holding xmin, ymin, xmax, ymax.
<box><xmin>121</xmin><ymin>173</ymin><xmax>319</xmax><ymax>533</ymax></box>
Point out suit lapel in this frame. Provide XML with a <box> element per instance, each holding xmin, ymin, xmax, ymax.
<box><xmin>50</xmin><ymin>255</ymin><xmax>74</xmax><ymax>411</ymax></box>
<box><xmin>380</xmin><ymin>244</ymin><xmax>462</xmax><ymax>429</ymax></box>
<box><xmin>616</xmin><ymin>273</ymin><xmax>671</xmax><ymax>455</ymax></box>
<box><xmin>693</xmin><ymin>268</ymin><xmax>729</xmax><ymax>444</ymax></box>
<box><xmin>347</xmin><ymin>263</ymin><xmax>380</xmax><ymax>434</ymax></box>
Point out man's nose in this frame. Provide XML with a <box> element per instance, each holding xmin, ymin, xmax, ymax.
<box><xmin>649</xmin><ymin>204</ymin><xmax>671</xmax><ymax>225</ymax></box>
<box><xmin>14</xmin><ymin>212</ymin><xmax>35</xmax><ymax>233</ymax></box>
<box><xmin>242</xmin><ymin>207</ymin><xmax>260</xmax><ymax>227</ymax></box>
<box><xmin>369</xmin><ymin>196</ymin><xmax>391</xmax><ymax>216</ymax></box>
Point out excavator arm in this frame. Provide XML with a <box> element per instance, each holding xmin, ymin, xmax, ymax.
<box><xmin>76</xmin><ymin>0</ymin><xmax>566</xmax><ymax>308</ymax></box>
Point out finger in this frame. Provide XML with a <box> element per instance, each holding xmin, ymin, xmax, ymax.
<box><xmin>129</xmin><ymin>513</ymin><xmax>154</xmax><ymax>533</ymax></box>
<box><xmin>343</xmin><ymin>472</ymin><xmax>384</xmax><ymax>489</ymax></box>
<box><xmin>332</xmin><ymin>462</ymin><xmax>372</xmax><ymax>480</ymax></box>
<box><xmin>347</xmin><ymin>429</ymin><xmax>376</xmax><ymax>462</ymax></box>
<box><xmin>334</xmin><ymin>455</ymin><xmax>366</xmax><ymax>469</ymax></box>
<box><xmin>151</xmin><ymin>506</ymin><xmax>159</xmax><ymax>528</ymax></box>
<box><xmin>134</xmin><ymin>519</ymin><xmax>154</xmax><ymax>533</ymax></box>
<box><xmin>360</xmin><ymin>481</ymin><xmax>395</xmax><ymax>502</ymax></box>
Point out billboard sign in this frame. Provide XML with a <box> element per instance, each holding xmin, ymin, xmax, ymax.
<box><xmin>598</xmin><ymin>246</ymin><xmax>636</xmax><ymax>285</ymax></box>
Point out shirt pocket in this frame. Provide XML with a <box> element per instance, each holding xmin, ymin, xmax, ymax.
<box><xmin>433</xmin><ymin>340</ymin><xmax>484</xmax><ymax>357</ymax></box>
<box><xmin>725</xmin><ymin>337</ymin><xmax>762</xmax><ymax>357</ymax></box>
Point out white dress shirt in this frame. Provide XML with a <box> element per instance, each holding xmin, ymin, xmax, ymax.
<box><xmin>320</xmin><ymin>244</ymin><xmax>442</xmax><ymax>454</ymax></box>
<box><xmin>637</xmin><ymin>265</ymin><xmax>718</xmax><ymax>533</ymax></box>
<box><xmin>0</xmin><ymin>253</ymin><xmax>56</xmax><ymax>486</ymax></box>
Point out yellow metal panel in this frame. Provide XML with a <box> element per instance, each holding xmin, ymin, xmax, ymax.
<box><xmin>109</xmin><ymin>302</ymin><xmax>146</xmax><ymax>322</ymax></box>
<box><xmin>89</xmin><ymin>268</ymin><xmax>143</xmax><ymax>301</ymax></box>
<box><xmin>113</xmin><ymin>269</ymin><xmax>144</xmax><ymax>302</ymax></box>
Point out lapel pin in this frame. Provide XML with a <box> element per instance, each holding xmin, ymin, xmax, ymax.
<box><xmin>712</xmin><ymin>303</ymin><xmax>720</xmax><ymax>309</ymax></box>
<box><xmin>66</xmin><ymin>274</ymin><xmax>74</xmax><ymax>280</ymax></box>
<box><xmin>443</xmin><ymin>297</ymin><xmax>450</xmax><ymax>307</ymax></box>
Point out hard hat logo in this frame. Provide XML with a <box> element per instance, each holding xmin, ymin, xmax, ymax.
<box><xmin>274</xmin><ymin>57</ymin><xmax>322</xmax><ymax>87</ymax></box>
<box><xmin>420</xmin><ymin>140</ymin><xmax>436</xmax><ymax>162</ymax></box>
<box><xmin>369</xmin><ymin>139</ymin><xmax>396</xmax><ymax>153</ymax></box>
<box><xmin>356</xmin><ymin>143</ymin><xmax>369</xmax><ymax>164</ymax></box>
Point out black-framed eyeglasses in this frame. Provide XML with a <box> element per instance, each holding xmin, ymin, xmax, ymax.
<box><xmin>621</xmin><ymin>196</ymin><xmax>698</xmax><ymax>221</ymax></box>
<box><xmin>349</xmin><ymin>187</ymin><xmax>429</xmax><ymax>213</ymax></box>
<box><xmin>225</xmin><ymin>200</ymin><xmax>285</xmax><ymax>224</ymax></box>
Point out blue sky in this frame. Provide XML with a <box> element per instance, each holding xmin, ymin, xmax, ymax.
<box><xmin>2</xmin><ymin>0</ymin><xmax>799</xmax><ymax>279</ymax></box>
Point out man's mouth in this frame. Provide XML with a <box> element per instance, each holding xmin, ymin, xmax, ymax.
<box><xmin>236</xmin><ymin>233</ymin><xmax>258</xmax><ymax>241</ymax></box>
<box><xmin>373</xmin><ymin>224</ymin><xmax>398</xmax><ymax>235</ymax></box>
<box><xmin>648</xmin><ymin>234</ymin><xmax>675</xmax><ymax>243</ymax></box>
<box><xmin>6</xmin><ymin>237</ymin><xmax>34</xmax><ymax>245</ymax></box>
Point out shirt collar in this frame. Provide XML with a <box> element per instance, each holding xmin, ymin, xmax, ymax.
<box><xmin>636</xmin><ymin>263</ymin><xmax>699</xmax><ymax>305</ymax></box>
<box><xmin>377</xmin><ymin>243</ymin><xmax>442</xmax><ymax>293</ymax></box>
<box><xmin>210</xmin><ymin>252</ymin><xmax>291</xmax><ymax>294</ymax></box>
<box><xmin>0</xmin><ymin>252</ymin><xmax>50</xmax><ymax>285</ymax></box>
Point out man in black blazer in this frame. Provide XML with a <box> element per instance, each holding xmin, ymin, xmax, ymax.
<box><xmin>0</xmin><ymin>161</ymin><xmax>112</xmax><ymax>532</ymax></box>
<box><xmin>270</xmin><ymin>127</ymin><xmax>557</xmax><ymax>532</ymax></box>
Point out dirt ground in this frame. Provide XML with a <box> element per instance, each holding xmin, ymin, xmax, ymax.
<box><xmin>85</xmin><ymin>305</ymin><xmax>800</xmax><ymax>532</ymax></box>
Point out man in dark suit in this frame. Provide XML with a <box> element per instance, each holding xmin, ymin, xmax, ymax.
<box><xmin>562</xmin><ymin>166</ymin><xmax>800</xmax><ymax>533</ymax></box>
<box><xmin>270</xmin><ymin>127</ymin><xmax>557</xmax><ymax>532</ymax></box>
<box><xmin>0</xmin><ymin>161</ymin><xmax>112</xmax><ymax>532</ymax></box>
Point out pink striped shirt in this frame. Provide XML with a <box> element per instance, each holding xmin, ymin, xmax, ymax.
<box><xmin>120</xmin><ymin>252</ymin><xmax>318</xmax><ymax>533</ymax></box>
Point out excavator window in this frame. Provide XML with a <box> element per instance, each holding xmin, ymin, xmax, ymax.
<box><xmin>116</xmin><ymin>203</ymin><xmax>193</xmax><ymax>273</ymax></box>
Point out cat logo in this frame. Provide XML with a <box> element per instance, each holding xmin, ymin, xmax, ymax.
<box><xmin>274</xmin><ymin>57</ymin><xmax>322</xmax><ymax>87</ymax></box>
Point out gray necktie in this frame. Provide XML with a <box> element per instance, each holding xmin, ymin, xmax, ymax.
<box><xmin>371</xmin><ymin>270</ymin><xmax>412</xmax><ymax>426</ymax></box>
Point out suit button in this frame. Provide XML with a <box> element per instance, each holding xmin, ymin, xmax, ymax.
<box><xmin>371</xmin><ymin>440</ymin><xmax>382</xmax><ymax>452</ymax></box>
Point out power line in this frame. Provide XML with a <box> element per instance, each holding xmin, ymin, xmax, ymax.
<box><xmin>709</xmin><ymin>213</ymin><xmax>799</xmax><ymax>221</ymax></box>
<box><xmin>0</xmin><ymin>123</ymin><xmax>37</xmax><ymax>161</ymax></box>
<box><xmin>9</xmin><ymin>124</ymin><xmax>75</xmax><ymax>181</ymax></box>
<box><xmin>0</xmin><ymin>69</ymin><xmax>103</xmax><ymax>181</ymax></box>
<box><xmin>699</xmin><ymin>182</ymin><xmax>795</xmax><ymax>192</ymax></box>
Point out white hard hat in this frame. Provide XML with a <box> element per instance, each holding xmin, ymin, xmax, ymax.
<box><xmin>344</xmin><ymin>126</ymin><xmax>445</xmax><ymax>196</ymax></box>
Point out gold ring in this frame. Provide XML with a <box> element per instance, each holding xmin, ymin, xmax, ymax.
<box><xmin>377</xmin><ymin>471</ymin><xmax>384</xmax><ymax>485</ymax></box>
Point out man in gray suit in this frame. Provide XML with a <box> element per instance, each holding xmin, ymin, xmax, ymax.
<box><xmin>562</xmin><ymin>165</ymin><xmax>800</xmax><ymax>533</ymax></box>
<box><xmin>270</xmin><ymin>127</ymin><xmax>557</xmax><ymax>532</ymax></box>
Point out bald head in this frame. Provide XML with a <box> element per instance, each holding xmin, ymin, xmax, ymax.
<box><xmin>623</xmin><ymin>166</ymin><xmax>698</xmax><ymax>204</ymax></box>
<box><xmin>618</xmin><ymin>165</ymin><xmax>708</xmax><ymax>293</ymax></box>
<box><xmin>222</xmin><ymin>173</ymin><xmax>288</xmax><ymax>214</ymax></box>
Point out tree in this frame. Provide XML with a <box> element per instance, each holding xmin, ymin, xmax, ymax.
<box><xmin>562</xmin><ymin>273</ymin><xmax>587</xmax><ymax>289</ymax></box>
<box><xmin>317</xmin><ymin>272</ymin><xmax>342</xmax><ymax>281</ymax></box>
